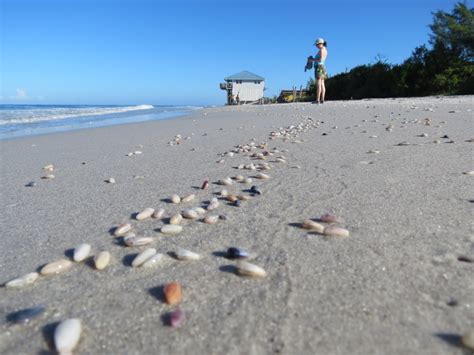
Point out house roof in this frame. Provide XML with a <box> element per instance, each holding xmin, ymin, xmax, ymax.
<box><xmin>225</xmin><ymin>70</ymin><xmax>264</xmax><ymax>82</ymax></box>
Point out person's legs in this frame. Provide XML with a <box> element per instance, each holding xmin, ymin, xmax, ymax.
<box><xmin>316</xmin><ymin>78</ymin><xmax>322</xmax><ymax>103</ymax></box>
<box><xmin>321</xmin><ymin>80</ymin><xmax>326</xmax><ymax>102</ymax></box>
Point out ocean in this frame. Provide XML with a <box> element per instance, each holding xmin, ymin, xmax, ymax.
<box><xmin>0</xmin><ymin>104</ymin><xmax>202</xmax><ymax>140</ymax></box>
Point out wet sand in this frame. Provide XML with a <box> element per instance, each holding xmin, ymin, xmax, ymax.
<box><xmin>0</xmin><ymin>96</ymin><xmax>473</xmax><ymax>354</ymax></box>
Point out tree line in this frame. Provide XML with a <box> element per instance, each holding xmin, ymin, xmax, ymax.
<box><xmin>307</xmin><ymin>2</ymin><xmax>473</xmax><ymax>100</ymax></box>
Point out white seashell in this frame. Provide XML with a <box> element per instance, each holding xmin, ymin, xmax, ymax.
<box><xmin>40</xmin><ymin>259</ymin><xmax>73</xmax><ymax>276</ymax></box>
<box><xmin>236</xmin><ymin>261</ymin><xmax>267</xmax><ymax>278</ymax></box>
<box><xmin>54</xmin><ymin>318</ymin><xmax>82</xmax><ymax>355</ymax></box>
<box><xmin>94</xmin><ymin>251</ymin><xmax>111</xmax><ymax>270</ymax></box>
<box><xmin>114</xmin><ymin>223</ymin><xmax>131</xmax><ymax>236</ymax></box>
<box><xmin>161</xmin><ymin>224</ymin><xmax>183</xmax><ymax>234</ymax></box>
<box><xmin>275</xmin><ymin>158</ymin><xmax>286</xmax><ymax>163</ymax></box>
<box><xmin>42</xmin><ymin>174</ymin><xmax>55</xmax><ymax>179</ymax></box>
<box><xmin>73</xmin><ymin>244</ymin><xmax>91</xmax><ymax>262</ymax></box>
<box><xmin>134</xmin><ymin>151</ymin><xmax>143</xmax><ymax>155</ymax></box>
<box><xmin>207</xmin><ymin>201</ymin><xmax>219</xmax><ymax>211</ymax></box>
<box><xmin>243</xmin><ymin>178</ymin><xmax>253</xmax><ymax>184</ymax></box>
<box><xmin>219</xmin><ymin>177</ymin><xmax>233</xmax><ymax>186</ymax></box>
<box><xmin>237</xmin><ymin>164</ymin><xmax>244</xmax><ymax>169</ymax></box>
<box><xmin>136</xmin><ymin>207</ymin><xmax>155</xmax><ymax>220</ymax></box>
<box><xmin>234</xmin><ymin>175</ymin><xmax>244</xmax><ymax>181</ymax></box>
<box><xmin>43</xmin><ymin>164</ymin><xmax>54</xmax><ymax>171</ymax></box>
<box><xmin>220</xmin><ymin>189</ymin><xmax>229</xmax><ymax>197</ymax></box>
<box><xmin>194</xmin><ymin>207</ymin><xmax>206</xmax><ymax>215</ymax></box>
<box><xmin>170</xmin><ymin>213</ymin><xmax>183</xmax><ymax>225</ymax></box>
<box><xmin>171</xmin><ymin>194</ymin><xmax>181</xmax><ymax>204</ymax></box>
<box><xmin>105</xmin><ymin>177</ymin><xmax>115</xmax><ymax>184</ymax></box>
<box><xmin>301</xmin><ymin>220</ymin><xmax>325</xmax><ymax>233</ymax></box>
<box><xmin>124</xmin><ymin>236</ymin><xmax>153</xmax><ymax>247</ymax></box>
<box><xmin>142</xmin><ymin>253</ymin><xmax>164</xmax><ymax>268</ymax></box>
<box><xmin>323</xmin><ymin>226</ymin><xmax>350</xmax><ymax>237</ymax></box>
<box><xmin>182</xmin><ymin>209</ymin><xmax>199</xmax><ymax>219</ymax></box>
<box><xmin>132</xmin><ymin>248</ymin><xmax>157</xmax><ymax>267</ymax></box>
<box><xmin>175</xmin><ymin>248</ymin><xmax>201</xmax><ymax>261</ymax></box>
<box><xmin>463</xmin><ymin>171</ymin><xmax>474</xmax><ymax>176</ymax></box>
<box><xmin>367</xmin><ymin>150</ymin><xmax>380</xmax><ymax>154</ymax></box>
<box><xmin>127</xmin><ymin>152</ymin><xmax>133</xmax><ymax>156</ymax></box>
<box><xmin>256</xmin><ymin>172</ymin><xmax>270</xmax><ymax>179</ymax></box>
<box><xmin>181</xmin><ymin>194</ymin><xmax>195</xmax><ymax>203</ymax></box>
<box><xmin>204</xmin><ymin>215</ymin><xmax>219</xmax><ymax>224</ymax></box>
<box><xmin>5</xmin><ymin>272</ymin><xmax>39</xmax><ymax>288</ymax></box>
<box><xmin>152</xmin><ymin>208</ymin><xmax>165</xmax><ymax>219</ymax></box>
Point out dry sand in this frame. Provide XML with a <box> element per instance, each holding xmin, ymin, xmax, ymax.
<box><xmin>0</xmin><ymin>96</ymin><xmax>473</xmax><ymax>354</ymax></box>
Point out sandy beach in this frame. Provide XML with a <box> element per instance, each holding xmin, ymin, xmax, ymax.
<box><xmin>0</xmin><ymin>96</ymin><xmax>473</xmax><ymax>354</ymax></box>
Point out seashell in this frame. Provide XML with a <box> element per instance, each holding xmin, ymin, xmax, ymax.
<box><xmin>256</xmin><ymin>172</ymin><xmax>270</xmax><ymax>179</ymax></box>
<box><xmin>134</xmin><ymin>150</ymin><xmax>143</xmax><ymax>155</ymax></box>
<box><xmin>233</xmin><ymin>200</ymin><xmax>242</xmax><ymax>207</ymax></box>
<box><xmin>170</xmin><ymin>213</ymin><xmax>183</xmax><ymax>225</ymax></box>
<box><xmin>168</xmin><ymin>308</ymin><xmax>185</xmax><ymax>328</ymax></box>
<box><xmin>275</xmin><ymin>158</ymin><xmax>287</xmax><ymax>163</ymax></box>
<box><xmin>126</xmin><ymin>152</ymin><xmax>133</xmax><ymax>156</ymax></box>
<box><xmin>123</xmin><ymin>232</ymin><xmax>136</xmax><ymax>238</ymax></box>
<box><xmin>181</xmin><ymin>194</ymin><xmax>195</xmax><ymax>203</ymax></box>
<box><xmin>301</xmin><ymin>220</ymin><xmax>325</xmax><ymax>233</ymax></box>
<box><xmin>174</xmin><ymin>248</ymin><xmax>200</xmax><ymax>261</ymax></box>
<box><xmin>164</xmin><ymin>282</ymin><xmax>182</xmax><ymax>305</ymax></box>
<box><xmin>73</xmin><ymin>244</ymin><xmax>91</xmax><ymax>262</ymax></box>
<box><xmin>194</xmin><ymin>207</ymin><xmax>206</xmax><ymax>215</ymax></box>
<box><xmin>463</xmin><ymin>171</ymin><xmax>474</xmax><ymax>176</ymax></box>
<box><xmin>160</xmin><ymin>224</ymin><xmax>183</xmax><ymax>235</ymax></box>
<box><xmin>201</xmin><ymin>180</ymin><xmax>209</xmax><ymax>189</ymax></box>
<box><xmin>227</xmin><ymin>194</ymin><xmax>238</xmax><ymax>202</ymax></box>
<box><xmin>236</xmin><ymin>261</ymin><xmax>267</xmax><ymax>278</ymax></box>
<box><xmin>42</xmin><ymin>174</ymin><xmax>55</xmax><ymax>179</ymax></box>
<box><xmin>94</xmin><ymin>251</ymin><xmax>111</xmax><ymax>270</ymax></box>
<box><xmin>207</xmin><ymin>201</ymin><xmax>219</xmax><ymax>211</ymax></box>
<box><xmin>204</xmin><ymin>215</ymin><xmax>219</xmax><ymax>224</ymax></box>
<box><xmin>152</xmin><ymin>208</ymin><xmax>165</xmax><ymax>219</ymax></box>
<box><xmin>132</xmin><ymin>248</ymin><xmax>157</xmax><ymax>267</ymax></box>
<box><xmin>367</xmin><ymin>150</ymin><xmax>380</xmax><ymax>154</ymax></box>
<box><xmin>243</xmin><ymin>178</ymin><xmax>253</xmax><ymax>184</ymax></box>
<box><xmin>5</xmin><ymin>272</ymin><xmax>39</xmax><ymax>288</ymax></box>
<box><xmin>54</xmin><ymin>318</ymin><xmax>82</xmax><ymax>355</ymax></box>
<box><xmin>319</xmin><ymin>213</ymin><xmax>344</xmax><ymax>224</ymax></box>
<box><xmin>219</xmin><ymin>177</ymin><xmax>233</xmax><ymax>186</ymax></box>
<box><xmin>238</xmin><ymin>194</ymin><xmax>250</xmax><ymax>201</ymax></box>
<box><xmin>136</xmin><ymin>207</ymin><xmax>155</xmax><ymax>220</ymax></box>
<box><xmin>234</xmin><ymin>175</ymin><xmax>244</xmax><ymax>181</ymax></box>
<box><xmin>40</xmin><ymin>259</ymin><xmax>73</xmax><ymax>276</ymax></box>
<box><xmin>124</xmin><ymin>236</ymin><xmax>153</xmax><ymax>247</ymax></box>
<box><xmin>182</xmin><ymin>209</ymin><xmax>199</xmax><ymax>219</ymax></box>
<box><xmin>43</xmin><ymin>164</ymin><xmax>54</xmax><ymax>171</ymax></box>
<box><xmin>250</xmin><ymin>186</ymin><xmax>262</xmax><ymax>195</ymax></box>
<box><xmin>8</xmin><ymin>305</ymin><xmax>46</xmax><ymax>325</ymax></box>
<box><xmin>227</xmin><ymin>247</ymin><xmax>250</xmax><ymax>260</ymax></box>
<box><xmin>462</xmin><ymin>328</ymin><xmax>474</xmax><ymax>350</ymax></box>
<box><xmin>105</xmin><ymin>177</ymin><xmax>115</xmax><ymax>184</ymax></box>
<box><xmin>25</xmin><ymin>181</ymin><xmax>37</xmax><ymax>187</ymax></box>
<box><xmin>220</xmin><ymin>189</ymin><xmax>229</xmax><ymax>197</ymax></box>
<box><xmin>142</xmin><ymin>253</ymin><xmax>164</xmax><ymax>268</ymax></box>
<box><xmin>323</xmin><ymin>225</ymin><xmax>350</xmax><ymax>237</ymax></box>
<box><xmin>114</xmin><ymin>223</ymin><xmax>131</xmax><ymax>236</ymax></box>
<box><xmin>237</xmin><ymin>164</ymin><xmax>245</xmax><ymax>169</ymax></box>
<box><xmin>171</xmin><ymin>194</ymin><xmax>181</xmax><ymax>204</ymax></box>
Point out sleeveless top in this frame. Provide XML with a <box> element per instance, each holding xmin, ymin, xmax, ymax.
<box><xmin>315</xmin><ymin>49</ymin><xmax>326</xmax><ymax>64</ymax></box>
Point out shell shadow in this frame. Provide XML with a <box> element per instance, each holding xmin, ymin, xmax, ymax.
<box><xmin>219</xmin><ymin>265</ymin><xmax>238</xmax><ymax>276</ymax></box>
<box><xmin>108</xmin><ymin>227</ymin><xmax>117</xmax><ymax>236</ymax></box>
<box><xmin>288</xmin><ymin>222</ymin><xmax>303</xmax><ymax>229</ymax></box>
<box><xmin>122</xmin><ymin>254</ymin><xmax>138</xmax><ymax>267</ymax></box>
<box><xmin>212</xmin><ymin>251</ymin><xmax>227</xmax><ymax>258</ymax></box>
<box><xmin>84</xmin><ymin>256</ymin><xmax>97</xmax><ymax>270</ymax></box>
<box><xmin>41</xmin><ymin>321</ymin><xmax>60</xmax><ymax>354</ymax></box>
<box><xmin>130</xmin><ymin>213</ymin><xmax>139</xmax><ymax>220</ymax></box>
<box><xmin>64</xmin><ymin>248</ymin><xmax>74</xmax><ymax>260</ymax></box>
<box><xmin>433</xmin><ymin>333</ymin><xmax>464</xmax><ymax>350</ymax></box>
<box><xmin>160</xmin><ymin>198</ymin><xmax>173</xmax><ymax>204</ymax></box>
<box><xmin>160</xmin><ymin>312</ymin><xmax>171</xmax><ymax>326</ymax></box>
<box><xmin>148</xmin><ymin>285</ymin><xmax>165</xmax><ymax>303</ymax></box>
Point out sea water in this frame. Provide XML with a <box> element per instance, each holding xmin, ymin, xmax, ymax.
<box><xmin>0</xmin><ymin>104</ymin><xmax>202</xmax><ymax>139</ymax></box>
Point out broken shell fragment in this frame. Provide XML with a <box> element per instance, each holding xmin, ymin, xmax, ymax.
<box><xmin>142</xmin><ymin>253</ymin><xmax>164</xmax><ymax>268</ymax></box>
<box><xmin>207</xmin><ymin>201</ymin><xmax>219</xmax><ymax>211</ymax></box>
<box><xmin>152</xmin><ymin>208</ymin><xmax>165</xmax><ymax>219</ymax></box>
<box><xmin>136</xmin><ymin>207</ymin><xmax>155</xmax><ymax>221</ymax></box>
<box><xmin>124</xmin><ymin>236</ymin><xmax>153</xmax><ymax>247</ymax></box>
<box><xmin>114</xmin><ymin>223</ymin><xmax>131</xmax><ymax>236</ymax></box>
<box><xmin>201</xmin><ymin>180</ymin><xmax>209</xmax><ymax>190</ymax></box>
<box><xmin>5</xmin><ymin>272</ymin><xmax>39</xmax><ymax>288</ymax></box>
<box><xmin>204</xmin><ymin>215</ymin><xmax>219</xmax><ymax>224</ymax></box>
<box><xmin>40</xmin><ymin>259</ymin><xmax>73</xmax><ymax>276</ymax></box>
<box><xmin>319</xmin><ymin>213</ymin><xmax>344</xmax><ymax>224</ymax></box>
<box><xmin>132</xmin><ymin>248</ymin><xmax>157</xmax><ymax>267</ymax></box>
<box><xmin>227</xmin><ymin>247</ymin><xmax>250</xmax><ymax>260</ymax></box>
<box><xmin>219</xmin><ymin>189</ymin><xmax>229</xmax><ymax>197</ymax></box>
<box><xmin>94</xmin><ymin>251</ymin><xmax>111</xmax><ymax>270</ymax></box>
<box><xmin>164</xmin><ymin>282</ymin><xmax>182</xmax><ymax>305</ymax></box>
<box><xmin>169</xmin><ymin>308</ymin><xmax>185</xmax><ymax>328</ymax></box>
<box><xmin>301</xmin><ymin>220</ymin><xmax>325</xmax><ymax>234</ymax></box>
<box><xmin>236</xmin><ymin>261</ymin><xmax>267</xmax><ymax>278</ymax></box>
<box><xmin>323</xmin><ymin>225</ymin><xmax>350</xmax><ymax>237</ymax></box>
<box><xmin>105</xmin><ymin>177</ymin><xmax>116</xmax><ymax>184</ymax></box>
<box><xmin>170</xmin><ymin>213</ymin><xmax>183</xmax><ymax>225</ymax></box>
<box><xmin>54</xmin><ymin>318</ymin><xmax>82</xmax><ymax>355</ymax></box>
<box><xmin>181</xmin><ymin>194</ymin><xmax>195</xmax><ymax>203</ymax></box>
<box><xmin>43</xmin><ymin>164</ymin><xmax>54</xmax><ymax>171</ymax></box>
<box><xmin>171</xmin><ymin>194</ymin><xmax>181</xmax><ymax>204</ymax></box>
<box><xmin>73</xmin><ymin>244</ymin><xmax>91</xmax><ymax>262</ymax></box>
<box><xmin>174</xmin><ymin>248</ymin><xmax>200</xmax><ymax>261</ymax></box>
<box><xmin>42</xmin><ymin>174</ymin><xmax>55</xmax><ymax>179</ymax></box>
<box><xmin>160</xmin><ymin>224</ymin><xmax>183</xmax><ymax>235</ymax></box>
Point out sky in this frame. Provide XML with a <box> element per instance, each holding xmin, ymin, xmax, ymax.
<box><xmin>0</xmin><ymin>0</ymin><xmax>459</xmax><ymax>106</ymax></box>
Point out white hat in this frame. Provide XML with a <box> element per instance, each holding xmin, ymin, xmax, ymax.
<box><xmin>315</xmin><ymin>38</ymin><xmax>325</xmax><ymax>45</ymax></box>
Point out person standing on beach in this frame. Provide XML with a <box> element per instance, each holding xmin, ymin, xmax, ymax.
<box><xmin>312</xmin><ymin>38</ymin><xmax>328</xmax><ymax>104</ymax></box>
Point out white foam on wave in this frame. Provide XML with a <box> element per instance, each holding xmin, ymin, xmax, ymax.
<box><xmin>0</xmin><ymin>104</ymin><xmax>155</xmax><ymax>125</ymax></box>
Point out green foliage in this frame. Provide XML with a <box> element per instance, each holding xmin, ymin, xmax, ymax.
<box><xmin>309</xmin><ymin>2</ymin><xmax>474</xmax><ymax>100</ymax></box>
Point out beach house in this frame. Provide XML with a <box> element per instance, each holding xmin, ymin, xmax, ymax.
<box><xmin>220</xmin><ymin>70</ymin><xmax>265</xmax><ymax>105</ymax></box>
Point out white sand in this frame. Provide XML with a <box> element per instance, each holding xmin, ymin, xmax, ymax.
<box><xmin>0</xmin><ymin>96</ymin><xmax>473</xmax><ymax>354</ymax></box>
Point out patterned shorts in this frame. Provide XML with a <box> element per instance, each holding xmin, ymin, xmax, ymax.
<box><xmin>315</xmin><ymin>64</ymin><xmax>327</xmax><ymax>80</ymax></box>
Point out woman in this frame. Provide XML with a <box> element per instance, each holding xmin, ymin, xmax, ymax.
<box><xmin>313</xmin><ymin>38</ymin><xmax>328</xmax><ymax>104</ymax></box>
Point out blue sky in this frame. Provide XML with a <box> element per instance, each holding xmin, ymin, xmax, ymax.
<box><xmin>0</xmin><ymin>0</ymin><xmax>458</xmax><ymax>106</ymax></box>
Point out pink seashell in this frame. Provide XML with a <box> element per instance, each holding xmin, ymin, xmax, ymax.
<box><xmin>169</xmin><ymin>308</ymin><xmax>185</xmax><ymax>328</ymax></box>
